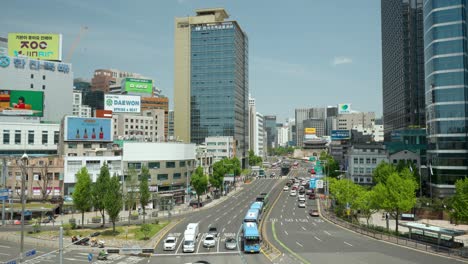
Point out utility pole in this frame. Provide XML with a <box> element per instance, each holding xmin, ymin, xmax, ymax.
<box><xmin>19</xmin><ymin>153</ymin><xmax>29</xmax><ymax>263</ymax></box>
<box><xmin>1</xmin><ymin>157</ymin><xmax>7</xmax><ymax>226</ymax></box>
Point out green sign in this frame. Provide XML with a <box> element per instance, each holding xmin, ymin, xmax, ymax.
<box><xmin>309</xmin><ymin>157</ymin><xmax>316</xmax><ymax>161</ymax></box>
<box><xmin>124</xmin><ymin>78</ymin><xmax>153</xmax><ymax>94</ymax></box>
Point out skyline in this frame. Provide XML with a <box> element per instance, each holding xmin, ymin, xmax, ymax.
<box><xmin>2</xmin><ymin>0</ymin><xmax>382</xmax><ymax>121</ymax></box>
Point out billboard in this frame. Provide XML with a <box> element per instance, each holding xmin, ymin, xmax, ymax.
<box><xmin>338</xmin><ymin>103</ymin><xmax>351</xmax><ymax>114</ymax></box>
<box><xmin>64</xmin><ymin>117</ymin><xmax>112</xmax><ymax>142</ymax></box>
<box><xmin>124</xmin><ymin>78</ymin><xmax>153</xmax><ymax>94</ymax></box>
<box><xmin>304</xmin><ymin>128</ymin><xmax>316</xmax><ymax>134</ymax></box>
<box><xmin>8</xmin><ymin>33</ymin><xmax>62</xmax><ymax>61</ymax></box>
<box><xmin>331</xmin><ymin>130</ymin><xmax>351</xmax><ymax>140</ymax></box>
<box><xmin>104</xmin><ymin>94</ymin><xmax>141</xmax><ymax>113</ymax></box>
<box><xmin>0</xmin><ymin>90</ymin><xmax>44</xmax><ymax>116</ymax></box>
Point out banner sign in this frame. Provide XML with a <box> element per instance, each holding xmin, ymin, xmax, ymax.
<box><xmin>8</xmin><ymin>33</ymin><xmax>62</xmax><ymax>61</ymax></box>
<box><xmin>104</xmin><ymin>94</ymin><xmax>141</xmax><ymax>113</ymax></box>
<box><xmin>64</xmin><ymin>117</ymin><xmax>112</xmax><ymax>142</ymax></box>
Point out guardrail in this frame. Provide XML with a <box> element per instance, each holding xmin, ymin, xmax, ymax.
<box><xmin>319</xmin><ymin>199</ymin><xmax>468</xmax><ymax>260</ymax></box>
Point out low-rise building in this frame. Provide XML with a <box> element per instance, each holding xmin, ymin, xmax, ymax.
<box><xmin>72</xmin><ymin>91</ymin><xmax>92</xmax><ymax>118</ymax></box>
<box><xmin>346</xmin><ymin>143</ymin><xmax>388</xmax><ymax>185</ymax></box>
<box><xmin>112</xmin><ymin>109</ymin><xmax>165</xmax><ymax>142</ymax></box>
<box><xmin>0</xmin><ymin>122</ymin><xmax>60</xmax><ymax>155</ymax></box>
<box><xmin>205</xmin><ymin>136</ymin><xmax>236</xmax><ymax>162</ymax></box>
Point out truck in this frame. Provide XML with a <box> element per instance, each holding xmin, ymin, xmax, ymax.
<box><xmin>183</xmin><ymin>223</ymin><xmax>199</xmax><ymax>253</ymax></box>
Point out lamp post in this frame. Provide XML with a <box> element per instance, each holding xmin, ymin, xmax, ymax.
<box><xmin>18</xmin><ymin>153</ymin><xmax>29</xmax><ymax>263</ymax></box>
<box><xmin>1</xmin><ymin>157</ymin><xmax>7</xmax><ymax>227</ymax></box>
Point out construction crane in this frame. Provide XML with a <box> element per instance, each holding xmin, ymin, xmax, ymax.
<box><xmin>65</xmin><ymin>26</ymin><xmax>88</xmax><ymax>63</ymax></box>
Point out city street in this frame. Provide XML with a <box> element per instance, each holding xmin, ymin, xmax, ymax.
<box><xmin>265</xmin><ymin>167</ymin><xmax>464</xmax><ymax>264</ymax></box>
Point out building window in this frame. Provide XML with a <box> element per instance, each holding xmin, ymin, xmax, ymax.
<box><xmin>15</xmin><ymin>130</ymin><xmax>21</xmax><ymax>144</ymax></box>
<box><xmin>157</xmin><ymin>174</ymin><xmax>168</xmax><ymax>181</ymax></box>
<box><xmin>54</xmin><ymin>131</ymin><xmax>59</xmax><ymax>144</ymax></box>
<box><xmin>166</xmin><ymin>162</ymin><xmax>176</xmax><ymax>168</ymax></box>
<box><xmin>30</xmin><ymin>84</ymin><xmax>33</xmax><ymax>89</ymax></box>
<box><xmin>354</xmin><ymin>167</ymin><xmax>358</xmax><ymax>173</ymax></box>
<box><xmin>31</xmin><ymin>74</ymin><xmax>34</xmax><ymax>79</ymax></box>
<box><xmin>42</xmin><ymin>85</ymin><xmax>45</xmax><ymax>90</ymax></box>
<box><xmin>2</xmin><ymin>130</ymin><xmax>10</xmax><ymax>144</ymax></box>
<box><xmin>353</xmin><ymin>158</ymin><xmax>358</xmax><ymax>164</ymax></box>
<box><xmin>128</xmin><ymin>162</ymin><xmax>142</xmax><ymax>170</ymax></box>
<box><xmin>366</xmin><ymin>168</ymin><xmax>372</xmax><ymax>174</ymax></box>
<box><xmin>173</xmin><ymin>173</ymin><xmax>182</xmax><ymax>180</ymax></box>
<box><xmin>393</xmin><ymin>159</ymin><xmax>397</xmax><ymax>164</ymax></box>
<box><xmin>83</xmin><ymin>143</ymin><xmax>92</xmax><ymax>148</ymax></box>
<box><xmin>372</xmin><ymin>158</ymin><xmax>376</xmax><ymax>164</ymax></box>
<box><xmin>42</xmin><ymin>131</ymin><xmax>48</xmax><ymax>144</ymax></box>
<box><xmin>42</xmin><ymin>75</ymin><xmax>46</xmax><ymax>80</ymax></box>
<box><xmin>68</xmin><ymin>143</ymin><xmax>77</xmax><ymax>149</ymax></box>
<box><xmin>359</xmin><ymin>158</ymin><xmax>364</xmax><ymax>164</ymax></box>
<box><xmin>359</xmin><ymin>168</ymin><xmax>364</xmax><ymax>174</ymax></box>
<box><xmin>366</xmin><ymin>158</ymin><xmax>370</xmax><ymax>164</ymax></box>
<box><xmin>359</xmin><ymin>177</ymin><xmax>364</xmax><ymax>182</ymax></box>
<box><xmin>28</xmin><ymin>130</ymin><xmax>34</xmax><ymax>144</ymax></box>
<box><xmin>180</xmin><ymin>161</ymin><xmax>186</xmax><ymax>167</ymax></box>
<box><xmin>148</xmin><ymin>162</ymin><xmax>160</xmax><ymax>169</ymax></box>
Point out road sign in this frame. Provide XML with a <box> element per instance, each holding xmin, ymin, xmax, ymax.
<box><xmin>24</xmin><ymin>210</ymin><xmax>32</xmax><ymax>216</ymax></box>
<box><xmin>88</xmin><ymin>253</ymin><xmax>93</xmax><ymax>262</ymax></box>
<box><xmin>309</xmin><ymin>178</ymin><xmax>317</xmax><ymax>189</ymax></box>
<box><xmin>0</xmin><ymin>189</ymin><xmax>8</xmax><ymax>200</ymax></box>
<box><xmin>25</xmin><ymin>249</ymin><xmax>36</xmax><ymax>257</ymax></box>
<box><xmin>6</xmin><ymin>259</ymin><xmax>16</xmax><ymax>264</ymax></box>
<box><xmin>316</xmin><ymin>180</ymin><xmax>324</xmax><ymax>188</ymax></box>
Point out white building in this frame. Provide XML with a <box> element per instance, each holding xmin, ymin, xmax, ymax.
<box><xmin>277</xmin><ymin>124</ymin><xmax>289</xmax><ymax>147</ymax></box>
<box><xmin>248</xmin><ymin>95</ymin><xmax>256</xmax><ymax>153</ymax></box>
<box><xmin>72</xmin><ymin>91</ymin><xmax>92</xmax><ymax>118</ymax></box>
<box><xmin>0</xmin><ymin>122</ymin><xmax>60</xmax><ymax>155</ymax></box>
<box><xmin>112</xmin><ymin>109</ymin><xmax>165</xmax><ymax>142</ymax></box>
<box><xmin>205</xmin><ymin>136</ymin><xmax>236</xmax><ymax>162</ymax></box>
<box><xmin>352</xmin><ymin>123</ymin><xmax>384</xmax><ymax>142</ymax></box>
<box><xmin>0</xmin><ymin>54</ymin><xmax>73</xmax><ymax>122</ymax></box>
<box><xmin>336</xmin><ymin>112</ymin><xmax>375</xmax><ymax>130</ymax></box>
<box><xmin>347</xmin><ymin>144</ymin><xmax>388</xmax><ymax>185</ymax></box>
<box><xmin>253</xmin><ymin>112</ymin><xmax>265</xmax><ymax>157</ymax></box>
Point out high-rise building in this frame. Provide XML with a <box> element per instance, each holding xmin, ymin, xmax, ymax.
<box><xmin>277</xmin><ymin>123</ymin><xmax>289</xmax><ymax>147</ymax></box>
<box><xmin>423</xmin><ymin>0</ymin><xmax>468</xmax><ymax>197</ymax></box>
<box><xmin>295</xmin><ymin>107</ymin><xmax>326</xmax><ymax>147</ymax></box>
<box><xmin>303</xmin><ymin>119</ymin><xmax>326</xmax><ymax>137</ymax></box>
<box><xmin>264</xmin><ymin>115</ymin><xmax>277</xmax><ymax>150</ymax></box>
<box><xmin>168</xmin><ymin>110</ymin><xmax>174</xmax><ymax>141</ymax></box>
<box><xmin>255</xmin><ymin>112</ymin><xmax>265</xmax><ymax>157</ymax></box>
<box><xmin>174</xmin><ymin>8</ymin><xmax>249</xmax><ymax>164</ymax></box>
<box><xmin>72</xmin><ymin>91</ymin><xmax>92</xmax><ymax>118</ymax></box>
<box><xmin>248</xmin><ymin>95</ymin><xmax>256</xmax><ymax>152</ymax></box>
<box><xmin>381</xmin><ymin>0</ymin><xmax>425</xmax><ymax>140</ymax></box>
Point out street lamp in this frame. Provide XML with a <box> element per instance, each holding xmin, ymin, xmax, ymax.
<box><xmin>18</xmin><ymin>153</ymin><xmax>29</xmax><ymax>262</ymax></box>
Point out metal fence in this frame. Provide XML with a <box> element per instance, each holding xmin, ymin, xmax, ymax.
<box><xmin>319</xmin><ymin>201</ymin><xmax>468</xmax><ymax>260</ymax></box>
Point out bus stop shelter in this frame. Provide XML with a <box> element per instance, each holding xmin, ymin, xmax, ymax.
<box><xmin>399</xmin><ymin>222</ymin><xmax>465</xmax><ymax>247</ymax></box>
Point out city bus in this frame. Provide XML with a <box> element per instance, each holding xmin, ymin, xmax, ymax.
<box><xmin>256</xmin><ymin>192</ymin><xmax>269</xmax><ymax>207</ymax></box>
<box><xmin>243</xmin><ymin>208</ymin><xmax>260</xmax><ymax>224</ymax></box>
<box><xmin>250</xmin><ymin>201</ymin><xmax>264</xmax><ymax>215</ymax></box>
<box><xmin>242</xmin><ymin>222</ymin><xmax>261</xmax><ymax>253</ymax></box>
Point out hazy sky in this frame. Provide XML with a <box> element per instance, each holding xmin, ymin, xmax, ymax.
<box><xmin>2</xmin><ymin>0</ymin><xmax>382</xmax><ymax>121</ymax></box>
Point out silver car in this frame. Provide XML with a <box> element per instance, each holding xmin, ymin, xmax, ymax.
<box><xmin>225</xmin><ymin>237</ymin><xmax>237</xmax><ymax>250</ymax></box>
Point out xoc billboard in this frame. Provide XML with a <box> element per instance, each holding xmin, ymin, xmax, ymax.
<box><xmin>0</xmin><ymin>90</ymin><xmax>44</xmax><ymax>116</ymax></box>
<box><xmin>124</xmin><ymin>78</ymin><xmax>153</xmax><ymax>94</ymax></box>
<box><xmin>8</xmin><ymin>33</ymin><xmax>62</xmax><ymax>61</ymax></box>
<box><xmin>104</xmin><ymin>94</ymin><xmax>141</xmax><ymax>113</ymax></box>
<box><xmin>65</xmin><ymin>117</ymin><xmax>112</xmax><ymax>142</ymax></box>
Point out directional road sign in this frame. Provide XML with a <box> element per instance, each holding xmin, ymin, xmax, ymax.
<box><xmin>25</xmin><ymin>249</ymin><xmax>36</xmax><ymax>257</ymax></box>
<box><xmin>0</xmin><ymin>189</ymin><xmax>8</xmax><ymax>200</ymax></box>
<box><xmin>88</xmin><ymin>253</ymin><xmax>93</xmax><ymax>262</ymax></box>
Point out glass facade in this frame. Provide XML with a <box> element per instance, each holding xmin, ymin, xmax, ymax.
<box><xmin>381</xmin><ymin>0</ymin><xmax>426</xmax><ymax>141</ymax></box>
<box><xmin>190</xmin><ymin>21</ymin><xmax>249</xmax><ymax>159</ymax></box>
<box><xmin>424</xmin><ymin>0</ymin><xmax>468</xmax><ymax>187</ymax></box>
<box><xmin>264</xmin><ymin>115</ymin><xmax>277</xmax><ymax>150</ymax></box>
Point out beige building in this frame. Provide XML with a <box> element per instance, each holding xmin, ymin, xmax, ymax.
<box><xmin>112</xmin><ymin>109</ymin><xmax>165</xmax><ymax>142</ymax></box>
<box><xmin>173</xmin><ymin>8</ymin><xmax>230</xmax><ymax>143</ymax></box>
<box><xmin>336</xmin><ymin>112</ymin><xmax>376</xmax><ymax>131</ymax></box>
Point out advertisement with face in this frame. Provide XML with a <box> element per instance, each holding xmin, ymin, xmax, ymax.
<box><xmin>0</xmin><ymin>90</ymin><xmax>44</xmax><ymax>116</ymax></box>
<box><xmin>65</xmin><ymin>117</ymin><xmax>112</xmax><ymax>142</ymax></box>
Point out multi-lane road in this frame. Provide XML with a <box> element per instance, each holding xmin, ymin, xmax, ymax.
<box><xmin>265</xmin><ymin>166</ymin><xmax>465</xmax><ymax>264</ymax></box>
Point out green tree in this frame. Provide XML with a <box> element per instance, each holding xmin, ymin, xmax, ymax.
<box><xmin>329</xmin><ymin>178</ymin><xmax>362</xmax><ymax>215</ymax></box>
<box><xmin>450</xmin><ymin>178</ymin><xmax>468</xmax><ymax>224</ymax></box>
<box><xmin>353</xmin><ymin>189</ymin><xmax>379</xmax><ymax>227</ymax></box>
<box><xmin>72</xmin><ymin>167</ymin><xmax>92</xmax><ymax>228</ymax></box>
<box><xmin>210</xmin><ymin>161</ymin><xmax>226</xmax><ymax>192</ymax></box>
<box><xmin>140</xmin><ymin>224</ymin><xmax>152</xmax><ymax>240</ymax></box>
<box><xmin>372</xmin><ymin>161</ymin><xmax>396</xmax><ymax>184</ymax></box>
<box><xmin>105</xmin><ymin>174</ymin><xmax>123</xmax><ymax>233</ymax></box>
<box><xmin>373</xmin><ymin>172</ymin><xmax>417</xmax><ymax>233</ymax></box>
<box><xmin>248</xmin><ymin>150</ymin><xmax>263</xmax><ymax>166</ymax></box>
<box><xmin>319</xmin><ymin>151</ymin><xmax>340</xmax><ymax>178</ymax></box>
<box><xmin>125</xmin><ymin>168</ymin><xmax>139</xmax><ymax>225</ymax></box>
<box><xmin>191</xmin><ymin>166</ymin><xmax>208</xmax><ymax>207</ymax></box>
<box><xmin>230</xmin><ymin>157</ymin><xmax>242</xmax><ymax>176</ymax></box>
<box><xmin>92</xmin><ymin>164</ymin><xmax>111</xmax><ymax>226</ymax></box>
<box><xmin>139</xmin><ymin>166</ymin><xmax>151</xmax><ymax>223</ymax></box>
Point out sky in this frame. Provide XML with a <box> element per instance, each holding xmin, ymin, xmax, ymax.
<box><xmin>2</xmin><ymin>0</ymin><xmax>382</xmax><ymax>122</ymax></box>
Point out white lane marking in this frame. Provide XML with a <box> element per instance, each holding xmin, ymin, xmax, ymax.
<box><xmin>65</xmin><ymin>258</ymin><xmax>88</xmax><ymax>263</ymax></box>
<box><xmin>296</xmin><ymin>241</ymin><xmax>303</xmax><ymax>247</ymax></box>
<box><xmin>344</xmin><ymin>241</ymin><xmax>353</xmax><ymax>247</ymax></box>
<box><xmin>280</xmin><ymin>215</ymin><xmax>283</xmax><ymax>219</ymax></box>
<box><xmin>301</xmin><ymin>226</ymin><xmax>306</xmax><ymax>231</ymax></box>
<box><xmin>314</xmin><ymin>236</ymin><xmax>321</xmax><ymax>241</ymax></box>
<box><xmin>281</xmin><ymin>221</ymin><xmax>283</xmax><ymax>226</ymax></box>
<box><xmin>176</xmin><ymin>237</ymin><xmax>184</xmax><ymax>253</ymax></box>
<box><xmin>281</xmin><ymin>209</ymin><xmax>284</xmax><ymax>213</ymax></box>
<box><xmin>0</xmin><ymin>252</ymin><xmax>10</xmax><ymax>256</ymax></box>
<box><xmin>0</xmin><ymin>245</ymin><xmax>10</xmax><ymax>248</ymax></box>
<box><xmin>215</xmin><ymin>217</ymin><xmax>220</xmax><ymax>221</ymax></box>
<box><xmin>324</xmin><ymin>231</ymin><xmax>331</xmax><ymax>236</ymax></box>
<box><xmin>239</xmin><ymin>209</ymin><xmax>243</xmax><ymax>213</ymax></box>
<box><xmin>217</xmin><ymin>233</ymin><xmax>221</xmax><ymax>252</ymax></box>
<box><xmin>227</xmin><ymin>220</ymin><xmax>231</xmax><ymax>225</ymax></box>
<box><xmin>222</xmin><ymin>228</ymin><xmax>225</xmax><ymax>233</ymax></box>
<box><xmin>312</xmin><ymin>222</ymin><xmax>317</xmax><ymax>226</ymax></box>
<box><xmin>284</xmin><ymin>230</ymin><xmax>288</xmax><ymax>235</ymax></box>
<box><xmin>206</xmin><ymin>214</ymin><xmax>212</xmax><ymax>218</ymax></box>
<box><xmin>197</xmin><ymin>233</ymin><xmax>206</xmax><ymax>253</ymax></box>
<box><xmin>293</xmin><ymin>212</ymin><xmax>295</xmax><ymax>216</ymax></box>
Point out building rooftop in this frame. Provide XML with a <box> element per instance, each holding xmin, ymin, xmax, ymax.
<box><xmin>196</xmin><ymin>8</ymin><xmax>229</xmax><ymax>19</ymax></box>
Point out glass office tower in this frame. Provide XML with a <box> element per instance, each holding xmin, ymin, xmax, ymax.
<box><xmin>424</xmin><ymin>0</ymin><xmax>468</xmax><ymax>197</ymax></box>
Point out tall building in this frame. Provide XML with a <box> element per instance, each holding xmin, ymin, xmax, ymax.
<box><xmin>295</xmin><ymin>107</ymin><xmax>326</xmax><ymax>147</ymax></box>
<box><xmin>277</xmin><ymin>124</ymin><xmax>289</xmax><ymax>147</ymax></box>
<box><xmin>424</xmin><ymin>0</ymin><xmax>468</xmax><ymax>197</ymax></box>
<box><xmin>381</xmin><ymin>0</ymin><xmax>425</xmax><ymax>140</ymax></box>
<box><xmin>72</xmin><ymin>91</ymin><xmax>92</xmax><ymax>118</ymax></box>
<box><xmin>303</xmin><ymin>119</ymin><xmax>326</xmax><ymax>137</ymax></box>
<box><xmin>141</xmin><ymin>97</ymin><xmax>169</xmax><ymax>140</ymax></box>
<box><xmin>264</xmin><ymin>115</ymin><xmax>277</xmax><ymax>150</ymax></box>
<box><xmin>168</xmin><ymin>110</ymin><xmax>175</xmax><ymax>141</ymax></box>
<box><xmin>255</xmin><ymin>112</ymin><xmax>265</xmax><ymax>157</ymax></box>
<box><xmin>248</xmin><ymin>96</ymin><xmax>256</xmax><ymax>152</ymax></box>
<box><xmin>174</xmin><ymin>8</ymin><xmax>249</xmax><ymax>164</ymax></box>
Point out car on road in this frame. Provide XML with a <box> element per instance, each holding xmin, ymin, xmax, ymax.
<box><xmin>309</xmin><ymin>209</ymin><xmax>319</xmax><ymax>217</ymax></box>
<box><xmin>298</xmin><ymin>196</ymin><xmax>306</xmax><ymax>203</ymax></box>
<box><xmin>309</xmin><ymin>193</ymin><xmax>316</xmax><ymax>200</ymax></box>
<box><xmin>203</xmin><ymin>234</ymin><xmax>216</xmax><ymax>248</ymax></box>
<box><xmin>270</xmin><ymin>172</ymin><xmax>276</xmax><ymax>178</ymax></box>
<box><xmin>298</xmin><ymin>193</ymin><xmax>305</xmax><ymax>199</ymax></box>
<box><xmin>163</xmin><ymin>236</ymin><xmax>177</xmax><ymax>251</ymax></box>
<box><xmin>298</xmin><ymin>202</ymin><xmax>306</xmax><ymax>208</ymax></box>
<box><xmin>289</xmin><ymin>190</ymin><xmax>297</xmax><ymax>196</ymax></box>
<box><xmin>283</xmin><ymin>185</ymin><xmax>289</xmax><ymax>191</ymax></box>
<box><xmin>225</xmin><ymin>237</ymin><xmax>237</xmax><ymax>250</ymax></box>
<box><xmin>306</xmin><ymin>189</ymin><xmax>313</xmax><ymax>195</ymax></box>
<box><xmin>208</xmin><ymin>226</ymin><xmax>218</xmax><ymax>237</ymax></box>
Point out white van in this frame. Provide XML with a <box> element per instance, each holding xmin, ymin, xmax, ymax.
<box><xmin>183</xmin><ymin>223</ymin><xmax>199</xmax><ymax>253</ymax></box>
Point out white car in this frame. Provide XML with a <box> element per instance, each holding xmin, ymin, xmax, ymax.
<box><xmin>290</xmin><ymin>190</ymin><xmax>297</xmax><ymax>197</ymax></box>
<box><xmin>298</xmin><ymin>193</ymin><xmax>305</xmax><ymax>199</ymax></box>
<box><xmin>283</xmin><ymin>186</ymin><xmax>289</xmax><ymax>191</ymax></box>
<box><xmin>163</xmin><ymin>236</ymin><xmax>177</xmax><ymax>251</ymax></box>
<box><xmin>203</xmin><ymin>234</ymin><xmax>216</xmax><ymax>248</ymax></box>
<box><xmin>298</xmin><ymin>197</ymin><xmax>306</xmax><ymax>203</ymax></box>
<box><xmin>298</xmin><ymin>202</ymin><xmax>306</xmax><ymax>208</ymax></box>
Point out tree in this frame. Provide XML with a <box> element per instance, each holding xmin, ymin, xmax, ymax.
<box><xmin>140</xmin><ymin>224</ymin><xmax>152</xmax><ymax>240</ymax></box>
<box><xmin>319</xmin><ymin>151</ymin><xmax>340</xmax><ymax>178</ymax></box>
<box><xmin>105</xmin><ymin>174</ymin><xmax>123</xmax><ymax>233</ymax></box>
<box><xmin>230</xmin><ymin>157</ymin><xmax>242</xmax><ymax>176</ymax></box>
<box><xmin>210</xmin><ymin>161</ymin><xmax>226</xmax><ymax>192</ymax></box>
<box><xmin>373</xmin><ymin>172</ymin><xmax>417</xmax><ymax>233</ymax></box>
<box><xmin>191</xmin><ymin>166</ymin><xmax>208</xmax><ymax>207</ymax></box>
<box><xmin>72</xmin><ymin>167</ymin><xmax>92</xmax><ymax>228</ymax></box>
<box><xmin>329</xmin><ymin>178</ymin><xmax>362</xmax><ymax>215</ymax></box>
<box><xmin>353</xmin><ymin>189</ymin><xmax>379</xmax><ymax>227</ymax></box>
<box><xmin>450</xmin><ymin>178</ymin><xmax>468</xmax><ymax>224</ymax></box>
<box><xmin>92</xmin><ymin>164</ymin><xmax>111</xmax><ymax>226</ymax></box>
<box><xmin>139</xmin><ymin>166</ymin><xmax>151</xmax><ymax>223</ymax></box>
<box><xmin>372</xmin><ymin>161</ymin><xmax>396</xmax><ymax>184</ymax></box>
<box><xmin>36</xmin><ymin>159</ymin><xmax>53</xmax><ymax>202</ymax></box>
<box><xmin>125</xmin><ymin>168</ymin><xmax>139</xmax><ymax>225</ymax></box>
<box><xmin>248</xmin><ymin>150</ymin><xmax>263</xmax><ymax>166</ymax></box>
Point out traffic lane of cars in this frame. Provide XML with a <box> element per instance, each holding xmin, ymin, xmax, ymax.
<box><xmin>156</xmin><ymin>178</ymin><xmax>277</xmax><ymax>255</ymax></box>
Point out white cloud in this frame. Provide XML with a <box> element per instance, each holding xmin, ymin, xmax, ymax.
<box><xmin>332</xmin><ymin>56</ymin><xmax>353</xmax><ymax>66</ymax></box>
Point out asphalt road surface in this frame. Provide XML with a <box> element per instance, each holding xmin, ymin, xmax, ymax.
<box><xmin>153</xmin><ymin>174</ymin><xmax>282</xmax><ymax>264</ymax></box>
<box><xmin>266</xmin><ymin>166</ymin><xmax>465</xmax><ymax>264</ymax></box>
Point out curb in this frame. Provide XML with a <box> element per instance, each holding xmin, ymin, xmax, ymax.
<box><xmin>149</xmin><ymin>218</ymin><xmax>184</xmax><ymax>249</ymax></box>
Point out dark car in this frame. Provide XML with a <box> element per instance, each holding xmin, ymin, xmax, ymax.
<box><xmin>208</xmin><ymin>226</ymin><xmax>218</xmax><ymax>237</ymax></box>
<box><xmin>309</xmin><ymin>193</ymin><xmax>316</xmax><ymax>200</ymax></box>
<box><xmin>309</xmin><ymin>209</ymin><xmax>319</xmax><ymax>217</ymax></box>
